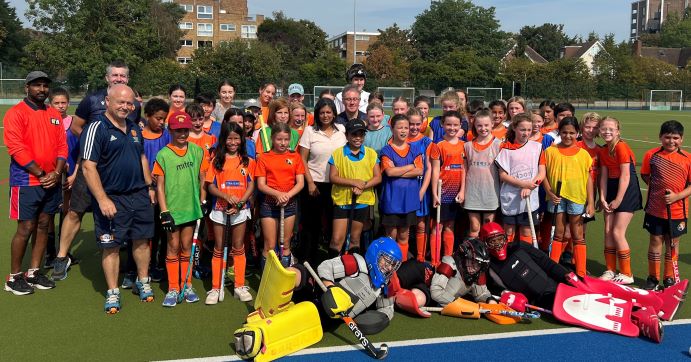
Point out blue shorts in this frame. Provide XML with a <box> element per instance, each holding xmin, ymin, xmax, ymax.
<box><xmin>547</xmin><ymin>198</ymin><xmax>585</xmax><ymax>216</ymax></box>
<box><xmin>93</xmin><ymin>188</ymin><xmax>154</xmax><ymax>249</ymax></box>
<box><xmin>9</xmin><ymin>185</ymin><xmax>61</xmax><ymax>221</ymax></box>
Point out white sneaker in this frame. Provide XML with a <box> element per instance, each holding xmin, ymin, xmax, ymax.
<box><xmin>612</xmin><ymin>273</ymin><xmax>634</xmax><ymax>285</ymax></box>
<box><xmin>599</xmin><ymin>270</ymin><xmax>616</xmax><ymax>281</ymax></box>
<box><xmin>234</xmin><ymin>286</ymin><xmax>253</xmax><ymax>302</ymax></box>
<box><xmin>205</xmin><ymin>289</ymin><xmax>220</xmax><ymax>305</ymax></box>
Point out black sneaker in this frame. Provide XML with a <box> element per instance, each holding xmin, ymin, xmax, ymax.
<box><xmin>67</xmin><ymin>252</ymin><xmax>80</xmax><ymax>265</ymax></box>
<box><xmin>643</xmin><ymin>275</ymin><xmax>661</xmax><ymax>291</ymax></box>
<box><xmin>51</xmin><ymin>256</ymin><xmax>72</xmax><ymax>281</ymax></box>
<box><xmin>4</xmin><ymin>274</ymin><xmax>34</xmax><ymax>295</ymax></box>
<box><xmin>43</xmin><ymin>255</ymin><xmax>56</xmax><ymax>269</ymax></box>
<box><xmin>149</xmin><ymin>267</ymin><xmax>163</xmax><ymax>283</ymax></box>
<box><xmin>26</xmin><ymin>271</ymin><xmax>56</xmax><ymax>290</ymax></box>
<box><xmin>663</xmin><ymin>277</ymin><xmax>676</xmax><ymax>289</ymax></box>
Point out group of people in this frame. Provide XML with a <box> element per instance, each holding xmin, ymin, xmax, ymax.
<box><xmin>4</xmin><ymin>61</ymin><xmax>689</xmax><ymax>352</ymax></box>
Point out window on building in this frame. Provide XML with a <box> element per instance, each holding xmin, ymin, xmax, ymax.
<box><xmin>179</xmin><ymin>22</ymin><xmax>193</xmax><ymax>30</ymax></box>
<box><xmin>633</xmin><ymin>9</ymin><xmax>637</xmax><ymax>14</ymax></box>
<box><xmin>632</xmin><ymin>18</ymin><xmax>637</xmax><ymax>24</ymax></box>
<box><xmin>180</xmin><ymin>39</ymin><xmax>193</xmax><ymax>47</ymax></box>
<box><xmin>197</xmin><ymin>5</ymin><xmax>212</xmax><ymax>19</ymax></box>
<box><xmin>198</xmin><ymin>40</ymin><xmax>213</xmax><ymax>48</ymax></box>
<box><xmin>180</xmin><ymin>4</ymin><xmax>192</xmax><ymax>12</ymax></box>
<box><xmin>220</xmin><ymin>23</ymin><xmax>236</xmax><ymax>31</ymax></box>
<box><xmin>177</xmin><ymin>57</ymin><xmax>192</xmax><ymax>64</ymax></box>
<box><xmin>355</xmin><ymin>35</ymin><xmax>370</xmax><ymax>41</ymax></box>
<box><xmin>198</xmin><ymin>23</ymin><xmax>213</xmax><ymax>37</ymax></box>
<box><xmin>631</xmin><ymin>28</ymin><xmax>636</xmax><ymax>34</ymax></box>
<box><xmin>355</xmin><ymin>51</ymin><xmax>368</xmax><ymax>56</ymax></box>
<box><xmin>241</xmin><ymin>25</ymin><xmax>257</xmax><ymax>39</ymax></box>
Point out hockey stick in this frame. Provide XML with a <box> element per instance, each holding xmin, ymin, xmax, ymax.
<box><xmin>549</xmin><ymin>181</ymin><xmax>563</xmax><ymax>253</ymax></box>
<box><xmin>666</xmin><ymin>190</ymin><xmax>681</xmax><ymax>285</ymax></box>
<box><xmin>421</xmin><ymin>306</ymin><xmax>541</xmax><ymax>319</ymax></box>
<box><xmin>219</xmin><ymin>210</ymin><xmax>231</xmax><ymax>301</ymax></box>
<box><xmin>179</xmin><ymin>218</ymin><xmax>201</xmax><ymax>303</ymax></box>
<box><xmin>343</xmin><ymin>193</ymin><xmax>357</xmax><ymax>255</ymax></box>
<box><xmin>303</xmin><ymin>262</ymin><xmax>389</xmax><ymax>360</ymax></box>
<box><xmin>433</xmin><ymin>179</ymin><xmax>442</xmax><ymax>266</ymax></box>
<box><xmin>525</xmin><ymin>196</ymin><xmax>538</xmax><ymax>248</ymax></box>
<box><xmin>490</xmin><ymin>295</ymin><xmax>553</xmax><ymax>315</ymax></box>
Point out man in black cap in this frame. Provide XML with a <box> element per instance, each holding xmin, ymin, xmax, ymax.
<box><xmin>3</xmin><ymin>71</ymin><xmax>67</xmax><ymax>295</ymax></box>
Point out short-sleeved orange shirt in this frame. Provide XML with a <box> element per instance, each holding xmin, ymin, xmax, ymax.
<box><xmin>598</xmin><ymin>141</ymin><xmax>636</xmax><ymax>179</ymax></box>
<box><xmin>641</xmin><ymin>147</ymin><xmax>691</xmax><ymax>219</ymax></box>
<box><xmin>430</xmin><ymin>140</ymin><xmax>465</xmax><ymax>203</ymax></box>
<box><xmin>205</xmin><ymin>155</ymin><xmax>256</xmax><ymax>211</ymax></box>
<box><xmin>492</xmin><ymin>126</ymin><xmax>507</xmax><ymax>141</ymax></box>
<box><xmin>188</xmin><ymin>132</ymin><xmax>216</xmax><ymax>155</ymax></box>
<box><xmin>255</xmin><ymin>150</ymin><xmax>306</xmax><ymax>193</ymax></box>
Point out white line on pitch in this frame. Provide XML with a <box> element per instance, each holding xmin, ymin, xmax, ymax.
<box><xmin>156</xmin><ymin>319</ymin><xmax>691</xmax><ymax>362</ymax></box>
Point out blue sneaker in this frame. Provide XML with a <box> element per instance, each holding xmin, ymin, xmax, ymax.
<box><xmin>104</xmin><ymin>289</ymin><xmax>121</xmax><ymax>314</ymax></box>
<box><xmin>162</xmin><ymin>290</ymin><xmax>178</xmax><ymax>307</ymax></box>
<box><xmin>121</xmin><ymin>272</ymin><xmax>136</xmax><ymax>289</ymax></box>
<box><xmin>183</xmin><ymin>286</ymin><xmax>199</xmax><ymax>303</ymax></box>
<box><xmin>133</xmin><ymin>277</ymin><xmax>154</xmax><ymax>302</ymax></box>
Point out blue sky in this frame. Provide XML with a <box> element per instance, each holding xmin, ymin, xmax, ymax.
<box><xmin>9</xmin><ymin>0</ymin><xmax>629</xmax><ymax>42</ymax></box>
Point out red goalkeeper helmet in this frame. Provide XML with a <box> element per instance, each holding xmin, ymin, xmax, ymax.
<box><xmin>480</xmin><ymin>222</ymin><xmax>508</xmax><ymax>261</ymax></box>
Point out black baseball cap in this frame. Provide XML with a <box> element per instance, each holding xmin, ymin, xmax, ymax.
<box><xmin>345</xmin><ymin>119</ymin><xmax>367</xmax><ymax>134</ymax></box>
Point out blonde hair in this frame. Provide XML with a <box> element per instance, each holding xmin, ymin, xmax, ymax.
<box><xmin>366</xmin><ymin>102</ymin><xmax>384</xmax><ymax>114</ymax></box>
<box><xmin>580</xmin><ymin>112</ymin><xmax>602</xmax><ymax>130</ymax></box>
<box><xmin>289</xmin><ymin>102</ymin><xmax>308</xmax><ymax>129</ymax></box>
<box><xmin>598</xmin><ymin>116</ymin><xmax>621</xmax><ymax>156</ymax></box>
<box><xmin>507</xmin><ymin>96</ymin><xmax>526</xmax><ymax>120</ymax></box>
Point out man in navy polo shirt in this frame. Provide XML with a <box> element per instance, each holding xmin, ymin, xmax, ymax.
<box><xmin>81</xmin><ymin>84</ymin><xmax>156</xmax><ymax>314</ymax></box>
<box><xmin>52</xmin><ymin>60</ymin><xmax>142</xmax><ymax>281</ymax></box>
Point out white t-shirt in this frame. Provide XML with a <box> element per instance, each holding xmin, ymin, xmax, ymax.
<box><xmin>494</xmin><ymin>140</ymin><xmax>543</xmax><ymax>216</ymax></box>
<box><xmin>335</xmin><ymin>90</ymin><xmax>370</xmax><ymax>114</ymax></box>
<box><xmin>298</xmin><ymin>124</ymin><xmax>347</xmax><ymax>183</ymax></box>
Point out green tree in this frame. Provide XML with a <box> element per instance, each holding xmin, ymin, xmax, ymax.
<box><xmin>363</xmin><ymin>45</ymin><xmax>410</xmax><ymax>88</ymax></box>
<box><xmin>298</xmin><ymin>51</ymin><xmax>346</xmax><ymax>93</ymax></box>
<box><xmin>130</xmin><ymin>59</ymin><xmax>192</xmax><ymax>97</ymax></box>
<box><xmin>369</xmin><ymin>23</ymin><xmax>419</xmax><ymax>62</ymax></box>
<box><xmin>24</xmin><ymin>0</ymin><xmax>184</xmax><ymax>90</ymax></box>
<box><xmin>188</xmin><ymin>39</ymin><xmax>282</xmax><ymax>94</ymax></box>
<box><xmin>410</xmin><ymin>0</ymin><xmax>509</xmax><ymax>61</ymax></box>
<box><xmin>592</xmin><ymin>35</ymin><xmax>642</xmax><ymax>100</ymax></box>
<box><xmin>659</xmin><ymin>12</ymin><xmax>691</xmax><ymax>48</ymax></box>
<box><xmin>257</xmin><ymin>11</ymin><xmax>330</xmax><ymax>84</ymax></box>
<box><xmin>516</xmin><ymin>23</ymin><xmax>578</xmax><ymax>61</ymax></box>
<box><xmin>0</xmin><ymin>0</ymin><xmax>29</xmax><ymax>67</ymax></box>
<box><xmin>411</xmin><ymin>50</ymin><xmax>500</xmax><ymax>91</ymax></box>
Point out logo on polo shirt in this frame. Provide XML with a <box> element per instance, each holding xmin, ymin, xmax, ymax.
<box><xmin>110</xmin><ymin>135</ymin><xmax>117</xmax><ymax>142</ymax></box>
<box><xmin>286</xmin><ymin>159</ymin><xmax>293</xmax><ymax>165</ymax></box>
<box><xmin>240</xmin><ymin>168</ymin><xmax>246</xmax><ymax>176</ymax></box>
<box><xmin>50</xmin><ymin>118</ymin><xmax>60</xmax><ymax>125</ymax></box>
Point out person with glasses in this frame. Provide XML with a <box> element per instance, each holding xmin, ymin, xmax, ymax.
<box><xmin>335</xmin><ymin>84</ymin><xmax>367</xmax><ymax>126</ymax></box>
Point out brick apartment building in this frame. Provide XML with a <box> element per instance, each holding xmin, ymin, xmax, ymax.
<box><xmin>327</xmin><ymin>31</ymin><xmax>380</xmax><ymax>65</ymax></box>
<box><xmin>173</xmin><ymin>0</ymin><xmax>264</xmax><ymax>64</ymax></box>
<box><xmin>630</xmin><ymin>0</ymin><xmax>689</xmax><ymax>41</ymax></box>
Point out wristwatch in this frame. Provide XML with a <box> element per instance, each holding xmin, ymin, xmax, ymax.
<box><xmin>37</xmin><ymin>170</ymin><xmax>46</xmax><ymax>178</ymax></box>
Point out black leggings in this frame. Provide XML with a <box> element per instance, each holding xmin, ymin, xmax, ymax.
<box><xmin>298</xmin><ymin>182</ymin><xmax>333</xmax><ymax>263</ymax></box>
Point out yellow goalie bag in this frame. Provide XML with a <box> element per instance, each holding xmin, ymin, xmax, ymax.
<box><xmin>234</xmin><ymin>251</ymin><xmax>323</xmax><ymax>361</ymax></box>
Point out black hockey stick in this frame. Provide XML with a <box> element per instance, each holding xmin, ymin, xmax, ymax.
<box><xmin>303</xmin><ymin>262</ymin><xmax>389</xmax><ymax>359</ymax></box>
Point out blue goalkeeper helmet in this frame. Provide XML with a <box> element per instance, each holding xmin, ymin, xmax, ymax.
<box><xmin>365</xmin><ymin>237</ymin><xmax>402</xmax><ymax>291</ymax></box>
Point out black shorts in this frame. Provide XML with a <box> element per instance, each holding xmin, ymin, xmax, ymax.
<box><xmin>382</xmin><ymin>211</ymin><xmax>416</xmax><ymax>227</ymax></box>
<box><xmin>583</xmin><ymin>214</ymin><xmax>596</xmax><ymax>224</ymax></box>
<box><xmin>9</xmin><ymin>185</ymin><xmax>61</xmax><ymax>220</ymax></box>
<box><xmin>502</xmin><ymin>210</ymin><xmax>539</xmax><ymax>227</ymax></box>
<box><xmin>93</xmin><ymin>188</ymin><xmax>154</xmax><ymax>249</ymax></box>
<box><xmin>440</xmin><ymin>203</ymin><xmax>460</xmax><ymax>222</ymax></box>
<box><xmin>643</xmin><ymin>213</ymin><xmax>688</xmax><ymax>238</ymax></box>
<box><xmin>606</xmin><ymin>177</ymin><xmax>642</xmax><ymax>213</ymax></box>
<box><xmin>259</xmin><ymin>196</ymin><xmax>297</xmax><ymax>218</ymax></box>
<box><xmin>69</xmin><ymin>168</ymin><xmax>92</xmax><ymax>214</ymax></box>
<box><xmin>333</xmin><ymin>206</ymin><xmax>370</xmax><ymax>223</ymax></box>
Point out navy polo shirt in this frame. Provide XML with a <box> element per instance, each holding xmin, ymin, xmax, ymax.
<box><xmin>335</xmin><ymin>110</ymin><xmax>366</xmax><ymax>126</ymax></box>
<box><xmin>75</xmin><ymin>88</ymin><xmax>142</xmax><ymax>124</ymax></box>
<box><xmin>80</xmin><ymin>114</ymin><xmax>146</xmax><ymax>194</ymax></box>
